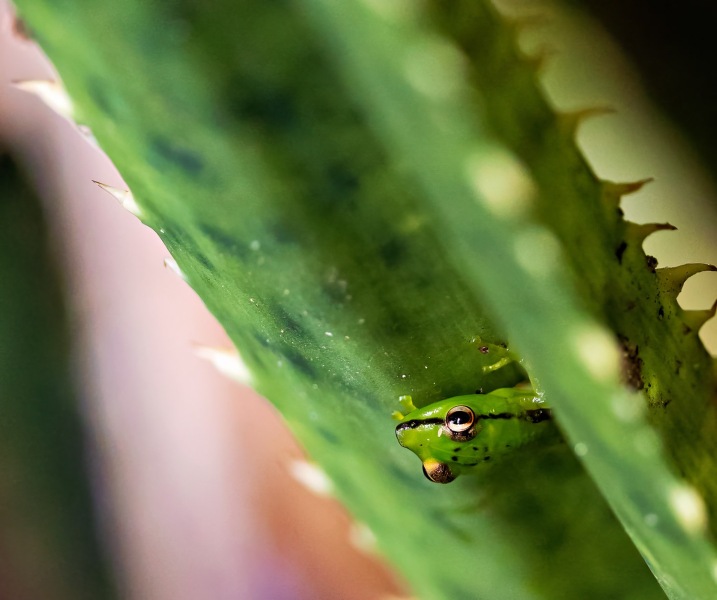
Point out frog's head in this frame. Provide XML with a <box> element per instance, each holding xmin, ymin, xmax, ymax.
<box><xmin>395</xmin><ymin>398</ymin><xmax>482</xmax><ymax>484</ymax></box>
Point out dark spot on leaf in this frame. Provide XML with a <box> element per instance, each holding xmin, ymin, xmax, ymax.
<box><xmin>152</xmin><ymin>136</ymin><xmax>204</xmax><ymax>174</ymax></box>
<box><xmin>658</xmin><ymin>306</ymin><xmax>665</xmax><ymax>320</ymax></box>
<box><xmin>225</xmin><ymin>74</ymin><xmax>298</xmax><ymax>130</ymax></box>
<box><xmin>11</xmin><ymin>16</ymin><xmax>32</xmax><ymax>40</ymax></box>
<box><xmin>327</xmin><ymin>163</ymin><xmax>360</xmax><ymax>195</ymax></box>
<box><xmin>193</xmin><ymin>251</ymin><xmax>212</xmax><ymax>270</ymax></box>
<box><xmin>317</xmin><ymin>426</ymin><xmax>339</xmax><ymax>445</ymax></box>
<box><xmin>252</xmin><ymin>333</ymin><xmax>271</xmax><ymax>348</ymax></box>
<box><xmin>88</xmin><ymin>77</ymin><xmax>118</xmax><ymax>118</ymax></box>
<box><xmin>201</xmin><ymin>223</ymin><xmax>250</xmax><ymax>259</ymax></box>
<box><xmin>283</xmin><ymin>348</ymin><xmax>316</xmax><ymax>378</ymax></box>
<box><xmin>270</xmin><ymin>221</ymin><xmax>299</xmax><ymax>245</ymax></box>
<box><xmin>379</xmin><ymin>238</ymin><xmax>405</xmax><ymax>267</ymax></box>
<box><xmin>615</xmin><ymin>240</ymin><xmax>628</xmax><ymax>264</ymax></box>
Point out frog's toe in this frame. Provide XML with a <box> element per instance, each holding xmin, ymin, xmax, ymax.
<box><xmin>422</xmin><ymin>459</ymin><xmax>456</xmax><ymax>484</ymax></box>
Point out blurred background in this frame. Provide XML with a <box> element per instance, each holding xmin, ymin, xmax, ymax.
<box><xmin>0</xmin><ymin>0</ymin><xmax>715</xmax><ymax>599</ymax></box>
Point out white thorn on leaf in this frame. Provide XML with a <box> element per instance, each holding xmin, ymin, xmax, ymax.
<box><xmin>194</xmin><ymin>345</ymin><xmax>252</xmax><ymax>385</ymax></box>
<box><xmin>163</xmin><ymin>257</ymin><xmax>186</xmax><ymax>280</ymax></box>
<box><xmin>349</xmin><ymin>522</ymin><xmax>377</xmax><ymax>554</ymax></box>
<box><xmin>288</xmin><ymin>459</ymin><xmax>333</xmax><ymax>497</ymax></box>
<box><xmin>92</xmin><ymin>180</ymin><xmax>142</xmax><ymax>217</ymax></box>
<box><xmin>13</xmin><ymin>79</ymin><xmax>73</xmax><ymax>120</ymax></box>
<box><xmin>77</xmin><ymin>124</ymin><xmax>100</xmax><ymax>148</ymax></box>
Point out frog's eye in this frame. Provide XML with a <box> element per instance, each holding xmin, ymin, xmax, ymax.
<box><xmin>445</xmin><ymin>405</ymin><xmax>475</xmax><ymax>433</ymax></box>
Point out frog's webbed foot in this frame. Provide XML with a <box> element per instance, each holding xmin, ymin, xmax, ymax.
<box><xmin>473</xmin><ymin>337</ymin><xmax>522</xmax><ymax>375</ymax></box>
<box><xmin>391</xmin><ymin>394</ymin><xmax>418</xmax><ymax>420</ymax></box>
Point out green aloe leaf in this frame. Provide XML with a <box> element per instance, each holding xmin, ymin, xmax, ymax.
<box><xmin>11</xmin><ymin>0</ymin><xmax>717</xmax><ymax>598</ymax></box>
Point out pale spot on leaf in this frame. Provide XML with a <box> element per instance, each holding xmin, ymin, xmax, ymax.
<box><xmin>669</xmin><ymin>484</ymin><xmax>707</xmax><ymax>535</ymax></box>
<box><xmin>288</xmin><ymin>460</ymin><xmax>333</xmax><ymax>497</ymax></box>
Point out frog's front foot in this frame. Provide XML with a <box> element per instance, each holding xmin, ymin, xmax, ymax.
<box><xmin>391</xmin><ymin>394</ymin><xmax>418</xmax><ymax>420</ymax></box>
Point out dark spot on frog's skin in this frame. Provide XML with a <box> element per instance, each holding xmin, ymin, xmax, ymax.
<box><xmin>453</xmin><ymin>447</ymin><xmax>462</xmax><ymax>453</ymax></box>
<box><xmin>152</xmin><ymin>136</ymin><xmax>204</xmax><ymax>174</ymax></box>
<box><xmin>451</xmin><ymin>456</ymin><xmax>459</xmax><ymax>462</ymax></box>
<box><xmin>646</xmin><ymin>255</ymin><xmax>659</xmax><ymax>272</ymax></box>
<box><xmin>616</xmin><ymin>207</ymin><xmax>624</xmax><ymax>217</ymax></box>
<box><xmin>475</xmin><ymin>388</ymin><xmax>484</xmax><ymax>394</ymax></box>
<box><xmin>615</xmin><ymin>240</ymin><xmax>628</xmax><ymax>264</ymax></box>
<box><xmin>683</xmin><ymin>324</ymin><xmax>693</xmax><ymax>335</ymax></box>
<box><xmin>675</xmin><ymin>360</ymin><xmax>683</xmax><ymax>375</ymax></box>
<box><xmin>658</xmin><ymin>306</ymin><xmax>665</xmax><ymax>320</ymax></box>
<box><xmin>479</xmin><ymin>346</ymin><xmax>489</xmax><ymax>354</ymax></box>
<box><xmin>483</xmin><ymin>456</ymin><xmax>491</xmax><ymax>461</ymax></box>
<box><xmin>472</xmin><ymin>446</ymin><xmax>479</xmax><ymax>451</ymax></box>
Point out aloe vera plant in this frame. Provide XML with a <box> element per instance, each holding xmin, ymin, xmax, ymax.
<box><xmin>10</xmin><ymin>0</ymin><xmax>717</xmax><ymax>598</ymax></box>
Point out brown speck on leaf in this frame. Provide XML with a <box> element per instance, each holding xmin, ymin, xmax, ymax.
<box><xmin>615</xmin><ymin>241</ymin><xmax>628</xmax><ymax>264</ymax></box>
<box><xmin>11</xmin><ymin>15</ymin><xmax>32</xmax><ymax>40</ymax></box>
<box><xmin>618</xmin><ymin>334</ymin><xmax>644</xmax><ymax>390</ymax></box>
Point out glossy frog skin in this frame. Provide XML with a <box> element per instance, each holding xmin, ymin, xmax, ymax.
<box><xmin>395</xmin><ymin>388</ymin><xmax>553</xmax><ymax>483</ymax></box>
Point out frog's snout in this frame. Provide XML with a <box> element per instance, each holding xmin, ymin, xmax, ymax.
<box><xmin>422</xmin><ymin>459</ymin><xmax>455</xmax><ymax>484</ymax></box>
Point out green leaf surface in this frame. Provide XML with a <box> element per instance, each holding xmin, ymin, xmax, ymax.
<box><xmin>11</xmin><ymin>0</ymin><xmax>717</xmax><ymax>598</ymax></box>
